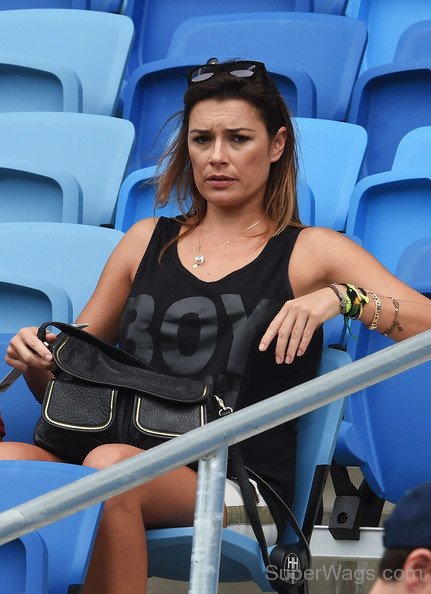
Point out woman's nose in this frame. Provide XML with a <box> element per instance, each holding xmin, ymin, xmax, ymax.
<box><xmin>209</xmin><ymin>139</ymin><xmax>228</xmax><ymax>164</ymax></box>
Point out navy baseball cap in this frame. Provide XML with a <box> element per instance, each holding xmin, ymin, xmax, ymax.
<box><xmin>384</xmin><ymin>482</ymin><xmax>431</xmax><ymax>549</ymax></box>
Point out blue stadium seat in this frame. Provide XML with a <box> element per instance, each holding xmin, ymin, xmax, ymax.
<box><xmin>346</xmin><ymin>170</ymin><xmax>431</xmax><ymax>274</ymax></box>
<box><xmin>348</xmin><ymin>64</ymin><xmax>431</xmax><ymax>178</ymax></box>
<box><xmin>0</xmin><ymin>1</ymin><xmax>88</xmax><ymax>7</ymax></box>
<box><xmin>0</xmin><ymin>112</ymin><xmax>134</xmax><ymax>226</ymax></box>
<box><xmin>167</xmin><ymin>12</ymin><xmax>367</xmax><ymax>121</ymax></box>
<box><xmin>0</xmin><ymin>159</ymin><xmax>82</xmax><ymax>223</ymax></box>
<box><xmin>313</xmin><ymin>0</ymin><xmax>347</xmax><ymax>14</ymax></box>
<box><xmin>0</xmin><ymin>332</ymin><xmax>47</xmax><ymax>444</ymax></box>
<box><xmin>123</xmin><ymin>0</ymin><xmax>313</xmax><ymax>72</ymax></box>
<box><xmin>0</xmin><ymin>222</ymin><xmax>124</xmax><ymax>320</ymax></box>
<box><xmin>0</xmin><ymin>272</ymin><xmax>72</xmax><ymax>333</ymax></box>
<box><xmin>395</xmin><ymin>237</ymin><xmax>431</xmax><ymax>296</ymax></box>
<box><xmin>351</xmin><ymin>0</ymin><xmax>431</xmax><ymax>71</ymax></box>
<box><xmin>392</xmin><ymin>126</ymin><xmax>431</xmax><ymax>173</ymax></box>
<box><xmin>0</xmin><ymin>461</ymin><xmax>103</xmax><ymax>594</ymax></box>
<box><xmin>295</xmin><ymin>118</ymin><xmax>367</xmax><ymax>230</ymax></box>
<box><xmin>334</xmin><ymin>326</ymin><xmax>431</xmax><ymax>504</ymax></box>
<box><xmin>0</xmin><ymin>531</ymin><xmax>48</xmax><ymax>594</ymax></box>
<box><xmin>146</xmin><ymin>347</ymin><xmax>351</xmax><ymax>589</ymax></box>
<box><xmin>122</xmin><ymin>55</ymin><xmax>315</xmax><ymax>171</ymax></box>
<box><xmin>0</xmin><ymin>9</ymin><xmax>133</xmax><ymax>115</ymax></box>
<box><xmin>395</xmin><ymin>20</ymin><xmax>431</xmax><ymax>63</ymax></box>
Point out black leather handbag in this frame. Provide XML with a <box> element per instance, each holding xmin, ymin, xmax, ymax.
<box><xmin>33</xmin><ymin>321</ymin><xmax>222</xmax><ymax>463</ymax></box>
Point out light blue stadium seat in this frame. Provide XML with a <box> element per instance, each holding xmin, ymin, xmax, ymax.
<box><xmin>167</xmin><ymin>12</ymin><xmax>367</xmax><ymax>121</ymax></box>
<box><xmin>334</xmin><ymin>326</ymin><xmax>431</xmax><ymax>504</ymax></box>
<box><xmin>0</xmin><ymin>9</ymin><xmax>133</xmax><ymax>115</ymax></box>
<box><xmin>114</xmin><ymin>167</ymin><xmax>315</xmax><ymax>232</ymax></box>
<box><xmin>395</xmin><ymin>237</ymin><xmax>431</xmax><ymax>297</ymax></box>
<box><xmin>346</xmin><ymin>171</ymin><xmax>431</xmax><ymax>274</ymax></box>
<box><xmin>124</xmin><ymin>0</ymin><xmax>313</xmax><ymax>72</ymax></box>
<box><xmin>351</xmin><ymin>0</ymin><xmax>431</xmax><ymax>72</ymax></box>
<box><xmin>0</xmin><ymin>0</ymin><xmax>88</xmax><ymax>7</ymax></box>
<box><xmin>0</xmin><ymin>222</ymin><xmax>124</xmax><ymax>320</ymax></box>
<box><xmin>0</xmin><ymin>531</ymin><xmax>48</xmax><ymax>594</ymax></box>
<box><xmin>0</xmin><ymin>461</ymin><xmax>103</xmax><ymax>594</ymax></box>
<box><xmin>0</xmin><ymin>272</ymin><xmax>72</xmax><ymax>332</ymax></box>
<box><xmin>0</xmin><ymin>335</ymin><xmax>42</xmax><ymax>444</ymax></box>
<box><xmin>334</xmin><ymin>237</ymin><xmax>431</xmax><ymax>504</ymax></box>
<box><xmin>295</xmin><ymin>118</ymin><xmax>367</xmax><ymax>231</ymax></box>
<box><xmin>122</xmin><ymin>54</ymin><xmax>315</xmax><ymax>171</ymax></box>
<box><xmin>147</xmin><ymin>347</ymin><xmax>351</xmax><ymax>590</ymax></box>
<box><xmin>392</xmin><ymin>126</ymin><xmax>431</xmax><ymax>173</ymax></box>
<box><xmin>0</xmin><ymin>112</ymin><xmax>134</xmax><ymax>226</ymax></box>
<box><xmin>313</xmin><ymin>0</ymin><xmax>347</xmax><ymax>14</ymax></box>
<box><xmin>0</xmin><ymin>159</ymin><xmax>82</xmax><ymax>223</ymax></box>
<box><xmin>348</xmin><ymin>18</ymin><xmax>431</xmax><ymax>177</ymax></box>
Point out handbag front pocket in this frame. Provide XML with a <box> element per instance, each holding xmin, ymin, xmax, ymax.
<box><xmin>43</xmin><ymin>379</ymin><xmax>117</xmax><ymax>432</ymax></box>
<box><xmin>133</xmin><ymin>393</ymin><xmax>207</xmax><ymax>439</ymax></box>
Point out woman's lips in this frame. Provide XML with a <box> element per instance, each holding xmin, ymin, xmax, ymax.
<box><xmin>206</xmin><ymin>176</ymin><xmax>236</xmax><ymax>187</ymax></box>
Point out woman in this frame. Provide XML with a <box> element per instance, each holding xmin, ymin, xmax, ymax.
<box><xmin>2</xmin><ymin>60</ymin><xmax>431</xmax><ymax>593</ymax></box>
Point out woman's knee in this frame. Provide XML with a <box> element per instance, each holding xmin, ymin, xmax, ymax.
<box><xmin>82</xmin><ymin>443</ymin><xmax>144</xmax><ymax>471</ymax></box>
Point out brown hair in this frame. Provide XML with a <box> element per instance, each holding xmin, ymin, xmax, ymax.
<box><xmin>378</xmin><ymin>549</ymin><xmax>414</xmax><ymax>580</ymax></box>
<box><xmin>155</xmin><ymin>64</ymin><xmax>303</xmax><ymax>250</ymax></box>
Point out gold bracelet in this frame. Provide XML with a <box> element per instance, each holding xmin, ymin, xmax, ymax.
<box><xmin>382</xmin><ymin>297</ymin><xmax>403</xmax><ymax>336</ymax></box>
<box><xmin>367</xmin><ymin>291</ymin><xmax>381</xmax><ymax>330</ymax></box>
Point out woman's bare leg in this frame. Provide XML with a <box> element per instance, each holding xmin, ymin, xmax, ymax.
<box><xmin>0</xmin><ymin>441</ymin><xmax>63</xmax><ymax>461</ymax></box>
<box><xmin>81</xmin><ymin>444</ymin><xmax>200</xmax><ymax>594</ymax></box>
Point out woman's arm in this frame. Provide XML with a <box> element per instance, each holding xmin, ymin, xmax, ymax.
<box><xmin>5</xmin><ymin>218</ymin><xmax>158</xmax><ymax>400</ymax></box>
<box><xmin>260</xmin><ymin>227</ymin><xmax>431</xmax><ymax>364</ymax></box>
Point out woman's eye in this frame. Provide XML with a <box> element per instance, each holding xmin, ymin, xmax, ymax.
<box><xmin>232</xmin><ymin>135</ymin><xmax>249</xmax><ymax>143</ymax></box>
<box><xmin>192</xmin><ymin>135</ymin><xmax>211</xmax><ymax>144</ymax></box>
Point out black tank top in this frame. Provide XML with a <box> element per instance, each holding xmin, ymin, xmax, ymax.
<box><xmin>119</xmin><ymin>217</ymin><xmax>323</xmax><ymax>527</ymax></box>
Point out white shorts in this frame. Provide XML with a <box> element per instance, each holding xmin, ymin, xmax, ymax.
<box><xmin>224</xmin><ymin>478</ymin><xmax>278</xmax><ymax>546</ymax></box>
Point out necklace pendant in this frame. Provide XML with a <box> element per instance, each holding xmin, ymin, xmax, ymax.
<box><xmin>193</xmin><ymin>254</ymin><xmax>205</xmax><ymax>269</ymax></box>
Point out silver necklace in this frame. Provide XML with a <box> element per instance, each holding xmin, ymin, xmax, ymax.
<box><xmin>193</xmin><ymin>220</ymin><xmax>261</xmax><ymax>269</ymax></box>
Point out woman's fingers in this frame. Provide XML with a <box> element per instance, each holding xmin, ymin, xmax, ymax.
<box><xmin>5</xmin><ymin>327</ymin><xmax>54</xmax><ymax>370</ymax></box>
<box><xmin>259</xmin><ymin>288</ymin><xmax>339</xmax><ymax>364</ymax></box>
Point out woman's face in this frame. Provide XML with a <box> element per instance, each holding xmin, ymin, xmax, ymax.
<box><xmin>187</xmin><ymin>98</ymin><xmax>286</xmax><ymax>211</ymax></box>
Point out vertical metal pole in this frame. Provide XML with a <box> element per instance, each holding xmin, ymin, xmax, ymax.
<box><xmin>188</xmin><ymin>444</ymin><xmax>228</xmax><ymax>594</ymax></box>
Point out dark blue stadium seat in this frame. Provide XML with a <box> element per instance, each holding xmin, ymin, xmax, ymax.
<box><xmin>124</xmin><ymin>0</ymin><xmax>313</xmax><ymax>72</ymax></box>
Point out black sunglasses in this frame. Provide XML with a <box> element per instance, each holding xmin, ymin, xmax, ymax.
<box><xmin>187</xmin><ymin>60</ymin><xmax>268</xmax><ymax>85</ymax></box>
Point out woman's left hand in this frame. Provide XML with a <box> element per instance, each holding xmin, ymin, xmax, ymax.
<box><xmin>259</xmin><ymin>287</ymin><xmax>340</xmax><ymax>364</ymax></box>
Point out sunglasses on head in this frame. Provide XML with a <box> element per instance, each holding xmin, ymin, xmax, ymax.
<box><xmin>187</xmin><ymin>60</ymin><xmax>267</xmax><ymax>85</ymax></box>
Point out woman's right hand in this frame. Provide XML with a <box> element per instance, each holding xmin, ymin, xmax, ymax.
<box><xmin>5</xmin><ymin>327</ymin><xmax>57</xmax><ymax>372</ymax></box>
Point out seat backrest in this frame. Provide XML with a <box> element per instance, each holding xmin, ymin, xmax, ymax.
<box><xmin>0</xmin><ymin>112</ymin><xmax>134</xmax><ymax>226</ymax></box>
<box><xmin>124</xmin><ymin>0</ymin><xmax>312</xmax><ymax>70</ymax></box>
<box><xmin>346</xmin><ymin>171</ymin><xmax>431</xmax><ymax>273</ymax></box>
<box><xmin>348</xmin><ymin>64</ymin><xmax>431</xmax><ymax>177</ymax></box>
<box><xmin>392</xmin><ymin>126</ymin><xmax>431</xmax><ymax>173</ymax></box>
<box><xmin>0</xmin><ymin>222</ymin><xmax>124</xmax><ymax>320</ymax></box>
<box><xmin>335</xmin><ymin>326</ymin><xmax>431</xmax><ymax>504</ymax></box>
<box><xmin>295</xmin><ymin>118</ymin><xmax>367</xmax><ymax>230</ymax></box>
<box><xmin>146</xmin><ymin>347</ymin><xmax>351</xmax><ymax>589</ymax></box>
<box><xmin>0</xmin><ymin>159</ymin><xmax>83</xmax><ymax>223</ymax></box>
<box><xmin>167</xmin><ymin>12</ymin><xmax>367</xmax><ymax>121</ymax></box>
<box><xmin>0</xmin><ymin>531</ymin><xmax>48</xmax><ymax>594</ymax></box>
<box><xmin>0</xmin><ymin>8</ymin><xmax>133</xmax><ymax>115</ymax></box>
<box><xmin>394</xmin><ymin>20</ymin><xmax>431</xmax><ymax>63</ymax></box>
<box><xmin>355</xmin><ymin>0</ymin><xmax>431</xmax><ymax>71</ymax></box>
<box><xmin>395</xmin><ymin>237</ymin><xmax>431</xmax><ymax>296</ymax></box>
<box><xmin>0</xmin><ymin>460</ymin><xmax>103</xmax><ymax>594</ymax></box>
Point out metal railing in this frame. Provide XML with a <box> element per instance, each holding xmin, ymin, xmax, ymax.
<box><xmin>1</xmin><ymin>329</ymin><xmax>431</xmax><ymax>593</ymax></box>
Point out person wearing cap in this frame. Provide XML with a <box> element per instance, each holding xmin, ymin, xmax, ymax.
<box><xmin>370</xmin><ymin>482</ymin><xmax>431</xmax><ymax>593</ymax></box>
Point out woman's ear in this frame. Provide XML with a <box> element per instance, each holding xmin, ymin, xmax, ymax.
<box><xmin>270</xmin><ymin>126</ymin><xmax>288</xmax><ymax>163</ymax></box>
